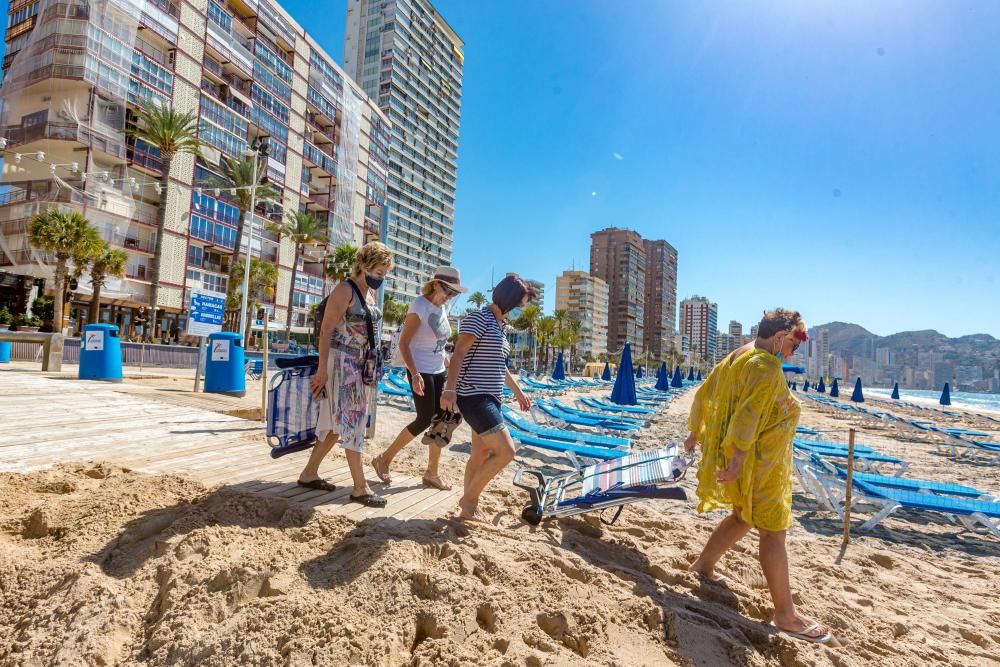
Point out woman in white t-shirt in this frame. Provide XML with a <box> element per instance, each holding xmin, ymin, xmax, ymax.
<box><xmin>371</xmin><ymin>266</ymin><xmax>466</xmax><ymax>490</ymax></box>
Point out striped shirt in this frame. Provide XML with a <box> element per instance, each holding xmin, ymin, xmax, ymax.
<box><xmin>456</xmin><ymin>307</ymin><xmax>511</xmax><ymax>398</ymax></box>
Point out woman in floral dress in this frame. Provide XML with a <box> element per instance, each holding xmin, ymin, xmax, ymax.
<box><xmin>303</xmin><ymin>242</ymin><xmax>393</xmax><ymax>507</ymax></box>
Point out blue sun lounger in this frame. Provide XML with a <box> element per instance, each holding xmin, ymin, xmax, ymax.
<box><xmin>501</xmin><ymin>405</ymin><xmax>631</xmax><ymax>451</ymax></box>
<box><xmin>513</xmin><ymin>446</ymin><xmax>692</xmax><ymax>525</ymax></box>
<box><xmin>852</xmin><ymin>480</ymin><xmax>1000</xmax><ymax>537</ymax></box>
<box><xmin>532</xmin><ymin>401</ymin><xmax>639</xmax><ymax>433</ymax></box>
<box><xmin>579</xmin><ymin>396</ymin><xmax>656</xmax><ymax>415</ymax></box>
<box><xmin>794</xmin><ymin>438</ymin><xmax>876</xmax><ymax>454</ymax></box>
<box><xmin>840</xmin><ymin>471</ymin><xmax>990</xmax><ymax>500</ymax></box>
<box><xmin>799</xmin><ymin>447</ymin><xmax>910</xmax><ymax>476</ymax></box>
<box><xmin>508</xmin><ymin>425</ymin><xmax>626</xmax><ymax>464</ymax></box>
<box><xmin>549</xmin><ymin>399</ymin><xmax>647</xmax><ymax>428</ymax></box>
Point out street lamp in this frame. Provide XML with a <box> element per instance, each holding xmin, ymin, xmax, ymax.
<box><xmin>237</xmin><ymin>136</ymin><xmax>270</xmax><ymax>344</ymax></box>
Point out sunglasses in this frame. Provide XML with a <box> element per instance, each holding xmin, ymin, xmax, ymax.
<box><xmin>439</xmin><ymin>282</ymin><xmax>460</xmax><ymax>298</ymax></box>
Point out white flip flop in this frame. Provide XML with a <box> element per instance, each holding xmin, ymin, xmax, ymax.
<box><xmin>771</xmin><ymin>621</ymin><xmax>833</xmax><ymax>644</ymax></box>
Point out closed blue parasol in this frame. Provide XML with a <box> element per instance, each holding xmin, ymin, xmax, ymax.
<box><xmin>890</xmin><ymin>382</ymin><xmax>899</xmax><ymax>400</ymax></box>
<box><xmin>830</xmin><ymin>378</ymin><xmax>839</xmax><ymax>397</ymax></box>
<box><xmin>687</xmin><ymin>367</ymin><xmax>695</xmax><ymax>382</ymax></box>
<box><xmin>636</xmin><ymin>365</ymin><xmax>645</xmax><ymax>379</ymax></box>
<box><xmin>940</xmin><ymin>382</ymin><xmax>951</xmax><ymax>406</ymax></box>
<box><xmin>610</xmin><ymin>344</ymin><xmax>638</xmax><ymax>405</ymax></box>
<box><xmin>851</xmin><ymin>377</ymin><xmax>865</xmax><ymax>403</ymax></box>
<box><xmin>602</xmin><ymin>362</ymin><xmax>612</xmax><ymax>381</ymax></box>
<box><xmin>791</xmin><ymin>381</ymin><xmax>798</xmax><ymax>391</ymax></box>
<box><xmin>817</xmin><ymin>378</ymin><xmax>826</xmax><ymax>393</ymax></box>
<box><xmin>655</xmin><ymin>362</ymin><xmax>670</xmax><ymax>391</ymax></box>
<box><xmin>697</xmin><ymin>369</ymin><xmax>703</xmax><ymax>381</ymax></box>
<box><xmin>803</xmin><ymin>380</ymin><xmax>810</xmax><ymax>392</ymax></box>
<box><xmin>671</xmin><ymin>365</ymin><xmax>683</xmax><ymax>388</ymax></box>
<box><xmin>552</xmin><ymin>352</ymin><xmax>566</xmax><ymax>381</ymax></box>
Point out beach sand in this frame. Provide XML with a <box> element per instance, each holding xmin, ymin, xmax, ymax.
<box><xmin>2</xmin><ymin>387</ymin><xmax>1000</xmax><ymax>666</ymax></box>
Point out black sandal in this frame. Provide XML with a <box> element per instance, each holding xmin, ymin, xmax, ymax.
<box><xmin>349</xmin><ymin>493</ymin><xmax>387</xmax><ymax>508</ymax></box>
<box><xmin>297</xmin><ymin>478</ymin><xmax>337</xmax><ymax>492</ymax></box>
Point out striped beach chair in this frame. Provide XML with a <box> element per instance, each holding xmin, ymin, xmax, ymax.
<box><xmin>513</xmin><ymin>446</ymin><xmax>692</xmax><ymax>525</ymax></box>
<box><xmin>266</xmin><ymin>359</ymin><xmax>320</xmax><ymax>458</ymax></box>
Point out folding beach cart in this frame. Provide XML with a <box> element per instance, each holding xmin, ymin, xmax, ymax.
<box><xmin>266</xmin><ymin>356</ymin><xmax>321</xmax><ymax>458</ymax></box>
<box><xmin>513</xmin><ymin>446</ymin><xmax>693</xmax><ymax>525</ymax></box>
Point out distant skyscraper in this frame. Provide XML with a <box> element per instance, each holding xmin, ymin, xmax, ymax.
<box><xmin>729</xmin><ymin>320</ymin><xmax>743</xmax><ymax>337</ymax></box>
<box><xmin>679</xmin><ymin>296</ymin><xmax>718</xmax><ymax>362</ymax></box>
<box><xmin>750</xmin><ymin>324</ymin><xmax>759</xmax><ymax>339</ymax></box>
<box><xmin>556</xmin><ymin>270</ymin><xmax>609</xmax><ymax>358</ymax></box>
<box><xmin>642</xmin><ymin>239</ymin><xmax>678</xmax><ymax>360</ymax></box>
<box><xmin>590</xmin><ymin>227</ymin><xmax>646</xmax><ymax>354</ymax></box>
<box><xmin>344</xmin><ymin>0</ymin><xmax>464</xmax><ymax>301</ymax></box>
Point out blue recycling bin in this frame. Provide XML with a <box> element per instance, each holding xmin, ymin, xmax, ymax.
<box><xmin>204</xmin><ymin>331</ymin><xmax>245</xmax><ymax>396</ymax></box>
<box><xmin>79</xmin><ymin>323</ymin><xmax>123</xmax><ymax>381</ymax></box>
<box><xmin>0</xmin><ymin>340</ymin><xmax>10</xmax><ymax>363</ymax></box>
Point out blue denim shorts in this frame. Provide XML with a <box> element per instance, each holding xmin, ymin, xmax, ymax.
<box><xmin>456</xmin><ymin>394</ymin><xmax>505</xmax><ymax>436</ymax></box>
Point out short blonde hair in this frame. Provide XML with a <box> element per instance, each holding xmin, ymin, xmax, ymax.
<box><xmin>353</xmin><ymin>241</ymin><xmax>393</xmax><ymax>275</ymax></box>
<box><xmin>421</xmin><ymin>279</ymin><xmax>441</xmax><ymax>298</ymax></box>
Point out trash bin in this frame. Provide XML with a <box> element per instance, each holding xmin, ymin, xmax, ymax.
<box><xmin>204</xmin><ymin>331</ymin><xmax>246</xmax><ymax>396</ymax></box>
<box><xmin>79</xmin><ymin>323</ymin><xmax>123</xmax><ymax>381</ymax></box>
<box><xmin>0</xmin><ymin>341</ymin><xmax>10</xmax><ymax>363</ymax></box>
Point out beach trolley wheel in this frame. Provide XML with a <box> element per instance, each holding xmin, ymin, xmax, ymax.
<box><xmin>521</xmin><ymin>505</ymin><xmax>543</xmax><ymax>525</ymax></box>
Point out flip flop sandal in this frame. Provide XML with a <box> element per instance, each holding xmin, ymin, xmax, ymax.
<box><xmin>770</xmin><ymin>622</ymin><xmax>832</xmax><ymax>644</ymax></box>
<box><xmin>349</xmin><ymin>493</ymin><xmax>387</xmax><ymax>508</ymax></box>
<box><xmin>435</xmin><ymin>412</ymin><xmax>463</xmax><ymax>447</ymax></box>
<box><xmin>297</xmin><ymin>479</ymin><xmax>337</xmax><ymax>492</ymax></box>
<box><xmin>422</xmin><ymin>419</ymin><xmax>445</xmax><ymax>446</ymax></box>
<box><xmin>371</xmin><ymin>455</ymin><xmax>392</xmax><ymax>484</ymax></box>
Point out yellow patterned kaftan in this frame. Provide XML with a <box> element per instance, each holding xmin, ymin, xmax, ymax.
<box><xmin>687</xmin><ymin>348</ymin><xmax>801</xmax><ymax>531</ymax></box>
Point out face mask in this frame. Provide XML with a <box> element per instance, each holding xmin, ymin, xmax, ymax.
<box><xmin>365</xmin><ymin>273</ymin><xmax>384</xmax><ymax>290</ymax></box>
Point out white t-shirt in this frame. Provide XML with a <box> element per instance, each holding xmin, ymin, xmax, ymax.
<box><xmin>405</xmin><ymin>296</ymin><xmax>451</xmax><ymax>374</ymax></box>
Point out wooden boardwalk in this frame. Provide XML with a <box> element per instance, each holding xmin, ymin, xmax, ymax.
<box><xmin>0</xmin><ymin>370</ymin><xmax>461</xmax><ymax>521</ymax></box>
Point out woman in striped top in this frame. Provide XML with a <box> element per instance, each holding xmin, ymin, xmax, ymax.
<box><xmin>441</xmin><ymin>274</ymin><xmax>535</xmax><ymax>523</ymax></box>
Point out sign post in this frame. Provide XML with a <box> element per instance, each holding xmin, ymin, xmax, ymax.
<box><xmin>187</xmin><ymin>288</ymin><xmax>226</xmax><ymax>392</ymax></box>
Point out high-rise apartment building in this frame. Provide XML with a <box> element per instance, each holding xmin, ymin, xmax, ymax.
<box><xmin>642</xmin><ymin>238</ymin><xmax>677</xmax><ymax>360</ymax></box>
<box><xmin>0</xmin><ymin>0</ymin><xmax>389</xmax><ymax>338</ymax></box>
<box><xmin>590</xmin><ymin>227</ymin><xmax>645</xmax><ymax>354</ymax></box>
<box><xmin>344</xmin><ymin>0</ymin><xmax>463</xmax><ymax>302</ymax></box>
<box><xmin>679</xmin><ymin>295</ymin><xmax>718</xmax><ymax>363</ymax></box>
<box><xmin>729</xmin><ymin>320</ymin><xmax>742</xmax><ymax>337</ymax></box>
<box><xmin>555</xmin><ymin>270</ymin><xmax>608</xmax><ymax>358</ymax></box>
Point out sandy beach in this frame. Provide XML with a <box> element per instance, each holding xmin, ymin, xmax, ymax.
<box><xmin>2</xmin><ymin>382</ymin><xmax>1000</xmax><ymax>666</ymax></box>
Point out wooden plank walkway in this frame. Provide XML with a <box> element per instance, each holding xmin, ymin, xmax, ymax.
<box><xmin>0</xmin><ymin>370</ymin><xmax>460</xmax><ymax>520</ymax></box>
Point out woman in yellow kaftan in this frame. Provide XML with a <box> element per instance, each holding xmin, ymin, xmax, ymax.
<box><xmin>684</xmin><ymin>309</ymin><xmax>832</xmax><ymax>644</ymax></box>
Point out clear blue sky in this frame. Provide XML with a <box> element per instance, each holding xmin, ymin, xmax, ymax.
<box><xmin>285</xmin><ymin>0</ymin><xmax>1000</xmax><ymax>338</ymax></box>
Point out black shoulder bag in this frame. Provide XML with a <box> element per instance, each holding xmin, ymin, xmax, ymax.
<box><xmin>347</xmin><ymin>280</ymin><xmax>385</xmax><ymax>387</ymax></box>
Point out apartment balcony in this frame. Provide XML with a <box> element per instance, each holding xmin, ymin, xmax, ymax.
<box><xmin>205</xmin><ymin>20</ymin><xmax>254</xmax><ymax>78</ymax></box>
<box><xmin>117</xmin><ymin>235</ymin><xmax>156</xmax><ymax>255</ymax></box>
<box><xmin>0</xmin><ymin>248</ymin><xmax>54</xmax><ymax>268</ymax></box>
<box><xmin>1</xmin><ymin>121</ymin><xmax>127</xmax><ymax>161</ymax></box>
<box><xmin>5</xmin><ymin>15</ymin><xmax>36</xmax><ymax>42</ymax></box>
<box><xmin>0</xmin><ymin>182</ymin><xmax>81</xmax><ymax>210</ymax></box>
<box><xmin>302</xmin><ymin>141</ymin><xmax>337</xmax><ymax>178</ymax></box>
<box><xmin>126</xmin><ymin>141</ymin><xmax>164</xmax><ymax>174</ymax></box>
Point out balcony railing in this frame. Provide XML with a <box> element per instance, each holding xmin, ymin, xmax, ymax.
<box><xmin>118</xmin><ymin>236</ymin><xmax>156</xmax><ymax>254</ymax></box>
<box><xmin>126</xmin><ymin>142</ymin><xmax>164</xmax><ymax>173</ymax></box>
<box><xmin>303</xmin><ymin>141</ymin><xmax>337</xmax><ymax>176</ymax></box>
<box><xmin>0</xmin><ymin>120</ymin><xmax>129</xmax><ymax>160</ymax></box>
<box><xmin>125</xmin><ymin>265</ymin><xmax>151</xmax><ymax>281</ymax></box>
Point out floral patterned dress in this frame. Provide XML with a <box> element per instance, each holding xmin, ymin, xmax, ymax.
<box><xmin>687</xmin><ymin>348</ymin><xmax>801</xmax><ymax>531</ymax></box>
<box><xmin>316</xmin><ymin>285</ymin><xmax>382</xmax><ymax>452</ymax></box>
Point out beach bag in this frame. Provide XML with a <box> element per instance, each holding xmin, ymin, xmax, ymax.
<box><xmin>266</xmin><ymin>357</ymin><xmax>320</xmax><ymax>458</ymax></box>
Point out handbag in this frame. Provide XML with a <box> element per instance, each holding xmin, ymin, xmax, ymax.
<box><xmin>346</xmin><ymin>280</ymin><xmax>385</xmax><ymax>387</ymax></box>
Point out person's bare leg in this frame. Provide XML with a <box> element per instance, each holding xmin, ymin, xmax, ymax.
<box><xmin>345</xmin><ymin>449</ymin><xmax>372</xmax><ymax>497</ymax></box>
<box><xmin>464</xmin><ymin>432</ymin><xmax>488</xmax><ymax>490</ymax></box>
<box><xmin>299</xmin><ymin>433</ymin><xmax>339</xmax><ymax>482</ymax></box>
<box><xmin>423</xmin><ymin>443</ymin><xmax>451</xmax><ymax>490</ymax></box>
<box><xmin>688</xmin><ymin>509</ymin><xmax>752</xmax><ymax>581</ymax></box>
<box><xmin>458</xmin><ymin>429</ymin><xmax>514</xmax><ymax>522</ymax></box>
<box><xmin>759</xmin><ymin>528</ymin><xmax>829</xmax><ymax>638</ymax></box>
<box><xmin>373</xmin><ymin>426</ymin><xmax>416</xmax><ymax>483</ymax></box>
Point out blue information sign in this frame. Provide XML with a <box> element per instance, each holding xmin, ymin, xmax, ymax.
<box><xmin>187</xmin><ymin>288</ymin><xmax>226</xmax><ymax>337</ymax></box>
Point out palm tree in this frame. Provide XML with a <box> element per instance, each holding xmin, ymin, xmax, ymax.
<box><xmin>229</xmin><ymin>257</ymin><xmax>278</xmax><ymax>345</ymax></box>
<box><xmin>214</xmin><ymin>155</ymin><xmax>281</xmax><ymax>313</ymax></box>
<box><xmin>382</xmin><ymin>295</ymin><xmax>409</xmax><ymax>329</ymax></box>
<box><xmin>512</xmin><ymin>303</ymin><xmax>541</xmax><ymax>371</ymax></box>
<box><xmin>536</xmin><ymin>315</ymin><xmax>556</xmax><ymax>373</ymax></box>
<box><xmin>27</xmin><ymin>209</ymin><xmax>102</xmax><ymax>334</ymax></box>
<box><xmin>267</xmin><ymin>210</ymin><xmax>325</xmax><ymax>340</ymax></box>
<box><xmin>325</xmin><ymin>243</ymin><xmax>358</xmax><ymax>282</ymax></box>
<box><xmin>86</xmin><ymin>243</ymin><xmax>128</xmax><ymax>324</ymax></box>
<box><xmin>131</xmin><ymin>104</ymin><xmax>204</xmax><ymax>334</ymax></box>
<box><xmin>467</xmin><ymin>291</ymin><xmax>487</xmax><ymax>310</ymax></box>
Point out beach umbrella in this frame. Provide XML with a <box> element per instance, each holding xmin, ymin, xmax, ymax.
<box><xmin>890</xmin><ymin>382</ymin><xmax>900</xmax><ymax>400</ymax></box>
<box><xmin>552</xmin><ymin>352</ymin><xmax>566</xmax><ymax>381</ymax></box>
<box><xmin>817</xmin><ymin>378</ymin><xmax>826</xmax><ymax>393</ymax></box>
<box><xmin>655</xmin><ymin>363</ymin><xmax>670</xmax><ymax>392</ymax></box>
<box><xmin>636</xmin><ymin>365</ymin><xmax>645</xmax><ymax>379</ymax></box>
<box><xmin>610</xmin><ymin>344</ymin><xmax>638</xmax><ymax>405</ymax></box>
<box><xmin>791</xmin><ymin>381</ymin><xmax>798</xmax><ymax>391</ymax></box>
<box><xmin>803</xmin><ymin>380</ymin><xmax>810</xmax><ymax>392</ymax></box>
<box><xmin>671</xmin><ymin>365</ymin><xmax>683</xmax><ymax>388</ymax></box>
<box><xmin>830</xmin><ymin>378</ymin><xmax>839</xmax><ymax>398</ymax></box>
<box><xmin>851</xmin><ymin>377</ymin><xmax>865</xmax><ymax>403</ymax></box>
<box><xmin>781</xmin><ymin>364</ymin><xmax>806</xmax><ymax>374</ymax></box>
<box><xmin>687</xmin><ymin>367</ymin><xmax>695</xmax><ymax>382</ymax></box>
<box><xmin>697</xmin><ymin>369</ymin><xmax>703</xmax><ymax>381</ymax></box>
<box><xmin>940</xmin><ymin>382</ymin><xmax>951</xmax><ymax>406</ymax></box>
<box><xmin>601</xmin><ymin>362</ymin><xmax>612</xmax><ymax>381</ymax></box>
